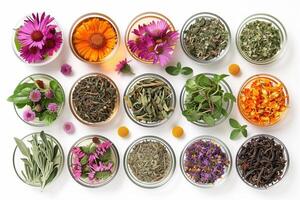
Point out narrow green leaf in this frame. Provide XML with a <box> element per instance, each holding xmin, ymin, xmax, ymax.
<box><xmin>14</xmin><ymin>137</ymin><xmax>30</xmax><ymax>158</ymax></box>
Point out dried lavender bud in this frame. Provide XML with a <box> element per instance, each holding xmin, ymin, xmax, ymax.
<box><xmin>127</xmin><ymin>140</ymin><xmax>171</xmax><ymax>183</ymax></box>
<box><xmin>183</xmin><ymin>138</ymin><xmax>230</xmax><ymax>184</ymax></box>
<box><xmin>237</xmin><ymin>135</ymin><xmax>287</xmax><ymax>188</ymax></box>
<box><xmin>183</xmin><ymin>16</ymin><xmax>229</xmax><ymax>61</ymax></box>
<box><xmin>239</xmin><ymin>20</ymin><xmax>281</xmax><ymax>62</ymax></box>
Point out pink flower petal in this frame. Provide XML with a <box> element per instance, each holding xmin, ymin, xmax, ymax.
<box><xmin>63</xmin><ymin>122</ymin><xmax>75</xmax><ymax>134</ymax></box>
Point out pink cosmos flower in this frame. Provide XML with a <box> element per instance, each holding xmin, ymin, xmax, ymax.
<box><xmin>23</xmin><ymin>108</ymin><xmax>36</xmax><ymax>122</ymax></box>
<box><xmin>20</xmin><ymin>46</ymin><xmax>43</xmax><ymax>63</ymax></box>
<box><xmin>29</xmin><ymin>89</ymin><xmax>41</xmax><ymax>102</ymax></box>
<box><xmin>17</xmin><ymin>12</ymin><xmax>55</xmax><ymax>49</ymax></box>
<box><xmin>45</xmin><ymin>89</ymin><xmax>54</xmax><ymax>99</ymax></box>
<box><xmin>47</xmin><ymin>103</ymin><xmax>58</xmax><ymax>112</ymax></box>
<box><xmin>63</xmin><ymin>122</ymin><xmax>75</xmax><ymax>134</ymax></box>
<box><xmin>60</xmin><ymin>64</ymin><xmax>72</xmax><ymax>76</ymax></box>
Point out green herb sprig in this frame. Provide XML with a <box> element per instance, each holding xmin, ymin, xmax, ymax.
<box><xmin>182</xmin><ymin>74</ymin><xmax>235</xmax><ymax>126</ymax></box>
<box><xmin>14</xmin><ymin>131</ymin><xmax>62</xmax><ymax>189</ymax></box>
<box><xmin>229</xmin><ymin>118</ymin><xmax>248</xmax><ymax>140</ymax></box>
<box><xmin>165</xmin><ymin>62</ymin><xmax>193</xmax><ymax>76</ymax></box>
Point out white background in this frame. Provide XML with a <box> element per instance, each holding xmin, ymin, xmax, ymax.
<box><xmin>1</xmin><ymin>0</ymin><xmax>299</xmax><ymax>199</ymax></box>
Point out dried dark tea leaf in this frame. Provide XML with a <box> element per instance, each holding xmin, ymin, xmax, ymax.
<box><xmin>71</xmin><ymin>74</ymin><xmax>119</xmax><ymax>124</ymax></box>
<box><xmin>125</xmin><ymin>76</ymin><xmax>174</xmax><ymax>124</ymax></box>
<box><xmin>183</xmin><ymin>16</ymin><xmax>229</xmax><ymax>61</ymax></box>
<box><xmin>127</xmin><ymin>140</ymin><xmax>171</xmax><ymax>183</ymax></box>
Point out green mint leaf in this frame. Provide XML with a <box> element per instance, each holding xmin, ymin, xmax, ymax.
<box><xmin>210</xmin><ymin>95</ymin><xmax>221</xmax><ymax>103</ymax></box>
<box><xmin>195</xmin><ymin>74</ymin><xmax>212</xmax><ymax>86</ymax></box>
<box><xmin>203</xmin><ymin>114</ymin><xmax>215</xmax><ymax>126</ymax></box>
<box><xmin>181</xmin><ymin>67</ymin><xmax>193</xmax><ymax>75</ymax></box>
<box><xmin>176</xmin><ymin>62</ymin><xmax>182</xmax><ymax>69</ymax></box>
<box><xmin>241</xmin><ymin>128</ymin><xmax>248</xmax><ymax>137</ymax></box>
<box><xmin>194</xmin><ymin>95</ymin><xmax>205</xmax><ymax>103</ymax></box>
<box><xmin>223</xmin><ymin>92</ymin><xmax>236</xmax><ymax>102</ymax></box>
<box><xmin>230</xmin><ymin>129</ymin><xmax>241</xmax><ymax>140</ymax></box>
<box><xmin>229</xmin><ymin>118</ymin><xmax>241</xmax><ymax>128</ymax></box>
<box><xmin>166</xmin><ymin>66</ymin><xmax>180</xmax><ymax>76</ymax></box>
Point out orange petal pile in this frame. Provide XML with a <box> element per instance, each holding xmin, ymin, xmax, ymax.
<box><xmin>72</xmin><ymin>17</ymin><xmax>117</xmax><ymax>62</ymax></box>
<box><xmin>238</xmin><ymin>77</ymin><xmax>288</xmax><ymax>126</ymax></box>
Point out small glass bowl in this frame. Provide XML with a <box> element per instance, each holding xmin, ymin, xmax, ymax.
<box><xmin>180</xmin><ymin>12</ymin><xmax>231</xmax><ymax>64</ymax></box>
<box><xmin>180</xmin><ymin>135</ymin><xmax>232</xmax><ymax>188</ymax></box>
<box><xmin>13</xmin><ymin>74</ymin><xmax>65</xmax><ymax>127</ymax></box>
<box><xmin>69</xmin><ymin>13</ymin><xmax>120</xmax><ymax>64</ymax></box>
<box><xmin>236</xmin><ymin>13</ymin><xmax>287</xmax><ymax>65</ymax></box>
<box><xmin>125</xmin><ymin>12</ymin><xmax>176</xmax><ymax>64</ymax></box>
<box><xmin>124</xmin><ymin>136</ymin><xmax>176</xmax><ymax>188</ymax></box>
<box><xmin>236</xmin><ymin>134</ymin><xmax>289</xmax><ymax>189</ymax></box>
<box><xmin>123</xmin><ymin>73</ymin><xmax>176</xmax><ymax>127</ymax></box>
<box><xmin>67</xmin><ymin>135</ymin><xmax>120</xmax><ymax>188</ymax></box>
<box><xmin>13</xmin><ymin>132</ymin><xmax>64</xmax><ymax>187</ymax></box>
<box><xmin>12</xmin><ymin>13</ymin><xmax>63</xmax><ymax>66</ymax></box>
<box><xmin>237</xmin><ymin>74</ymin><xmax>289</xmax><ymax>127</ymax></box>
<box><xmin>180</xmin><ymin>73</ymin><xmax>233</xmax><ymax>127</ymax></box>
<box><xmin>69</xmin><ymin>73</ymin><xmax>120</xmax><ymax>126</ymax></box>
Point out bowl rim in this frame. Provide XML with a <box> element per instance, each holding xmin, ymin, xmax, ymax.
<box><xmin>69</xmin><ymin>12</ymin><xmax>120</xmax><ymax>64</ymax></box>
<box><xmin>13</xmin><ymin>73</ymin><xmax>65</xmax><ymax>127</ymax></box>
<box><xmin>180</xmin><ymin>73</ymin><xmax>233</xmax><ymax>127</ymax></box>
<box><xmin>123</xmin><ymin>73</ymin><xmax>176</xmax><ymax>127</ymax></box>
<box><xmin>180</xmin><ymin>135</ymin><xmax>232</xmax><ymax>188</ymax></box>
<box><xmin>69</xmin><ymin>72</ymin><xmax>120</xmax><ymax>126</ymax></box>
<box><xmin>235</xmin><ymin>13</ymin><xmax>287</xmax><ymax>65</ymax></box>
<box><xmin>124</xmin><ymin>11</ymin><xmax>176</xmax><ymax>64</ymax></box>
<box><xmin>237</xmin><ymin>73</ymin><xmax>289</xmax><ymax>127</ymax></box>
<box><xmin>123</xmin><ymin>135</ymin><xmax>176</xmax><ymax>188</ymax></box>
<box><xmin>67</xmin><ymin>134</ymin><xmax>120</xmax><ymax>188</ymax></box>
<box><xmin>180</xmin><ymin>12</ymin><xmax>231</xmax><ymax>64</ymax></box>
<box><xmin>12</xmin><ymin>132</ymin><xmax>65</xmax><ymax>187</ymax></box>
<box><xmin>235</xmin><ymin>133</ymin><xmax>290</xmax><ymax>189</ymax></box>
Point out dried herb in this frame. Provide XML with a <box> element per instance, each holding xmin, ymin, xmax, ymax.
<box><xmin>229</xmin><ymin>118</ymin><xmax>248</xmax><ymax>140</ymax></box>
<box><xmin>14</xmin><ymin>131</ymin><xmax>63</xmax><ymax>189</ymax></box>
<box><xmin>183</xmin><ymin>16</ymin><xmax>229</xmax><ymax>61</ymax></box>
<box><xmin>165</xmin><ymin>62</ymin><xmax>193</xmax><ymax>76</ymax></box>
<box><xmin>237</xmin><ymin>136</ymin><xmax>287</xmax><ymax>188</ymax></box>
<box><xmin>124</xmin><ymin>76</ymin><xmax>174</xmax><ymax>124</ymax></box>
<box><xmin>239</xmin><ymin>20</ymin><xmax>281</xmax><ymax>61</ymax></box>
<box><xmin>70</xmin><ymin>137</ymin><xmax>115</xmax><ymax>183</ymax></box>
<box><xmin>182</xmin><ymin>74</ymin><xmax>235</xmax><ymax>126</ymax></box>
<box><xmin>72</xmin><ymin>75</ymin><xmax>118</xmax><ymax>123</ymax></box>
<box><xmin>183</xmin><ymin>139</ymin><xmax>230</xmax><ymax>184</ymax></box>
<box><xmin>127</xmin><ymin>140</ymin><xmax>171</xmax><ymax>182</ymax></box>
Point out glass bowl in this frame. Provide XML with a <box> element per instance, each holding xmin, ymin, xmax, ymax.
<box><xmin>69</xmin><ymin>13</ymin><xmax>120</xmax><ymax>64</ymax></box>
<box><xmin>12</xmin><ymin>74</ymin><xmax>65</xmax><ymax>127</ymax></box>
<box><xmin>180</xmin><ymin>73</ymin><xmax>233</xmax><ymax>127</ymax></box>
<box><xmin>237</xmin><ymin>74</ymin><xmax>289</xmax><ymax>127</ymax></box>
<box><xmin>123</xmin><ymin>136</ymin><xmax>176</xmax><ymax>188</ymax></box>
<box><xmin>180</xmin><ymin>135</ymin><xmax>232</xmax><ymax>188</ymax></box>
<box><xmin>13</xmin><ymin>132</ymin><xmax>64</xmax><ymax>188</ymax></box>
<box><xmin>12</xmin><ymin>12</ymin><xmax>63</xmax><ymax>66</ymax></box>
<box><xmin>69</xmin><ymin>73</ymin><xmax>120</xmax><ymax>126</ymax></box>
<box><xmin>123</xmin><ymin>73</ymin><xmax>176</xmax><ymax>127</ymax></box>
<box><xmin>236</xmin><ymin>134</ymin><xmax>289</xmax><ymax>189</ymax></box>
<box><xmin>180</xmin><ymin>12</ymin><xmax>231</xmax><ymax>64</ymax></box>
<box><xmin>67</xmin><ymin>135</ymin><xmax>120</xmax><ymax>188</ymax></box>
<box><xmin>236</xmin><ymin>13</ymin><xmax>287</xmax><ymax>65</ymax></box>
<box><xmin>125</xmin><ymin>12</ymin><xmax>176</xmax><ymax>64</ymax></box>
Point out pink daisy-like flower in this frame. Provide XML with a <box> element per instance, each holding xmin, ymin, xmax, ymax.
<box><xmin>42</xmin><ymin>30</ymin><xmax>63</xmax><ymax>56</ymax></box>
<box><xmin>72</xmin><ymin>164</ymin><xmax>82</xmax><ymax>180</ymax></box>
<box><xmin>20</xmin><ymin>46</ymin><xmax>43</xmax><ymax>63</ymax></box>
<box><xmin>23</xmin><ymin>108</ymin><xmax>36</xmax><ymax>122</ymax></box>
<box><xmin>47</xmin><ymin>103</ymin><xmax>58</xmax><ymax>112</ymax></box>
<box><xmin>17</xmin><ymin>12</ymin><xmax>55</xmax><ymax>49</ymax></box>
<box><xmin>29</xmin><ymin>89</ymin><xmax>41</xmax><ymax>102</ymax></box>
<box><xmin>153</xmin><ymin>42</ymin><xmax>174</xmax><ymax>66</ymax></box>
<box><xmin>45</xmin><ymin>89</ymin><xmax>54</xmax><ymax>99</ymax></box>
<box><xmin>115</xmin><ymin>58</ymin><xmax>134</xmax><ymax>74</ymax></box>
<box><xmin>146</xmin><ymin>20</ymin><xmax>169</xmax><ymax>38</ymax></box>
<box><xmin>60</xmin><ymin>64</ymin><xmax>72</xmax><ymax>76</ymax></box>
<box><xmin>63</xmin><ymin>122</ymin><xmax>75</xmax><ymax>134</ymax></box>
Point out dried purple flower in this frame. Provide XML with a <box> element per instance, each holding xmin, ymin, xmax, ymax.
<box><xmin>60</xmin><ymin>63</ymin><xmax>72</xmax><ymax>76</ymax></box>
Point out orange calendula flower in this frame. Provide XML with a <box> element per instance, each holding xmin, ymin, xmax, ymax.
<box><xmin>72</xmin><ymin>17</ymin><xmax>117</xmax><ymax>62</ymax></box>
<box><xmin>238</xmin><ymin>76</ymin><xmax>288</xmax><ymax>126</ymax></box>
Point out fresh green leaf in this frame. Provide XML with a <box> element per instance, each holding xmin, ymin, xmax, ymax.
<box><xmin>210</xmin><ymin>95</ymin><xmax>221</xmax><ymax>103</ymax></box>
<box><xmin>224</xmin><ymin>92</ymin><xmax>236</xmax><ymax>102</ymax></box>
<box><xmin>229</xmin><ymin>118</ymin><xmax>241</xmax><ymax>128</ymax></box>
<box><xmin>99</xmin><ymin>149</ymin><xmax>112</xmax><ymax>162</ymax></box>
<box><xmin>241</xmin><ymin>128</ymin><xmax>248</xmax><ymax>137</ymax></box>
<box><xmin>230</xmin><ymin>129</ymin><xmax>241</xmax><ymax>140</ymax></box>
<box><xmin>80</xmin><ymin>155</ymin><xmax>88</xmax><ymax>165</ymax></box>
<box><xmin>14</xmin><ymin>30</ymin><xmax>21</xmax><ymax>51</ymax></box>
<box><xmin>203</xmin><ymin>114</ymin><xmax>215</xmax><ymax>126</ymax></box>
<box><xmin>166</xmin><ymin>66</ymin><xmax>181</xmax><ymax>75</ymax></box>
<box><xmin>95</xmin><ymin>171</ymin><xmax>111</xmax><ymax>180</ymax></box>
<box><xmin>181</xmin><ymin>67</ymin><xmax>193</xmax><ymax>75</ymax></box>
<box><xmin>14</xmin><ymin>138</ymin><xmax>30</xmax><ymax>158</ymax></box>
